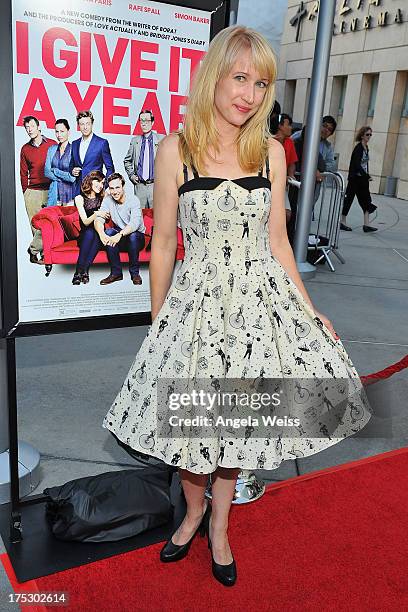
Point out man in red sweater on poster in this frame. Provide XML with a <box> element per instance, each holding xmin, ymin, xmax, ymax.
<box><xmin>20</xmin><ymin>116</ymin><xmax>56</xmax><ymax>263</ymax></box>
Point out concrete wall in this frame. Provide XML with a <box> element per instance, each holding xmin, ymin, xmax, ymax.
<box><xmin>277</xmin><ymin>0</ymin><xmax>408</xmax><ymax>200</ymax></box>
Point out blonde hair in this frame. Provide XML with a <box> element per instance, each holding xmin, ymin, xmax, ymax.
<box><xmin>178</xmin><ymin>25</ymin><xmax>277</xmax><ymax>175</ymax></box>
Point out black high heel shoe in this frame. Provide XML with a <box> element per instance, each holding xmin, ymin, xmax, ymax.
<box><xmin>160</xmin><ymin>501</ymin><xmax>210</xmax><ymax>563</ymax></box>
<box><xmin>207</xmin><ymin>519</ymin><xmax>237</xmax><ymax>587</ymax></box>
<box><xmin>72</xmin><ymin>271</ymin><xmax>82</xmax><ymax>285</ymax></box>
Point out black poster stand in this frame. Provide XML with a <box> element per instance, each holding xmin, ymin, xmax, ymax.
<box><xmin>0</xmin><ymin>0</ymin><xmax>230</xmax><ymax>582</ymax></box>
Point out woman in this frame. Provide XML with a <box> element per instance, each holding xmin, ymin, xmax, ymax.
<box><xmin>73</xmin><ymin>171</ymin><xmax>109</xmax><ymax>285</ymax></box>
<box><xmin>44</xmin><ymin>119</ymin><xmax>76</xmax><ymax>205</ymax></box>
<box><xmin>102</xmin><ymin>26</ymin><xmax>372</xmax><ymax>587</ymax></box>
<box><xmin>341</xmin><ymin>126</ymin><xmax>377</xmax><ymax>232</ymax></box>
<box><xmin>270</xmin><ymin>113</ymin><xmax>298</xmax><ymax>224</ymax></box>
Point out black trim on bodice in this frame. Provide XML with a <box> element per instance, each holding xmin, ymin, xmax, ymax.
<box><xmin>178</xmin><ymin>175</ymin><xmax>271</xmax><ymax>196</ymax></box>
<box><xmin>179</xmin><ymin>156</ymin><xmax>271</xmax><ymax>196</ymax></box>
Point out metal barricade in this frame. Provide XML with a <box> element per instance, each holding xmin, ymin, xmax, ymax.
<box><xmin>289</xmin><ymin>172</ymin><xmax>346</xmax><ymax>272</ymax></box>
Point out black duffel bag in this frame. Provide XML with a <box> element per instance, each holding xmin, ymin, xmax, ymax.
<box><xmin>44</xmin><ymin>467</ymin><xmax>173</xmax><ymax>542</ymax></box>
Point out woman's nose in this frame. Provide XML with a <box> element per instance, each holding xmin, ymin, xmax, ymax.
<box><xmin>242</xmin><ymin>84</ymin><xmax>255</xmax><ymax>104</ymax></box>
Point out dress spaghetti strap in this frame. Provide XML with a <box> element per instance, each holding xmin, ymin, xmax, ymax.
<box><xmin>182</xmin><ymin>163</ymin><xmax>199</xmax><ymax>183</ymax></box>
<box><xmin>258</xmin><ymin>156</ymin><xmax>270</xmax><ymax>180</ymax></box>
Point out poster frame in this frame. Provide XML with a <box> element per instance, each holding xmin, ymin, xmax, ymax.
<box><xmin>0</xmin><ymin>0</ymin><xmax>230</xmax><ymax>339</ymax></box>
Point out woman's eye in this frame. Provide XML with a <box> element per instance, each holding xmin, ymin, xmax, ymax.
<box><xmin>257</xmin><ymin>81</ymin><xmax>267</xmax><ymax>88</ymax></box>
<box><xmin>235</xmin><ymin>75</ymin><xmax>245</xmax><ymax>82</ymax></box>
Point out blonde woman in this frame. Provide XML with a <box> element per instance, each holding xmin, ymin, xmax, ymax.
<box><xmin>103</xmin><ymin>26</ymin><xmax>372</xmax><ymax>587</ymax></box>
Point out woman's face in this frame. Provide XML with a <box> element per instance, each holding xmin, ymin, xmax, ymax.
<box><xmin>55</xmin><ymin>123</ymin><xmax>69</xmax><ymax>143</ymax></box>
<box><xmin>214</xmin><ymin>48</ymin><xmax>269</xmax><ymax>129</ymax></box>
<box><xmin>279</xmin><ymin>119</ymin><xmax>292</xmax><ymax>139</ymax></box>
<box><xmin>362</xmin><ymin>129</ymin><xmax>372</xmax><ymax>144</ymax></box>
<box><xmin>91</xmin><ymin>179</ymin><xmax>104</xmax><ymax>194</ymax></box>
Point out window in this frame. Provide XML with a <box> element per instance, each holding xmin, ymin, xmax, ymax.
<box><xmin>402</xmin><ymin>75</ymin><xmax>408</xmax><ymax>118</ymax></box>
<box><xmin>284</xmin><ymin>80</ymin><xmax>296</xmax><ymax>117</ymax></box>
<box><xmin>367</xmin><ymin>74</ymin><xmax>379</xmax><ymax>117</ymax></box>
<box><xmin>338</xmin><ymin>76</ymin><xmax>347</xmax><ymax>116</ymax></box>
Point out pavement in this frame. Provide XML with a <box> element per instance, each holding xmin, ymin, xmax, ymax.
<box><xmin>1</xmin><ymin>193</ymin><xmax>407</xmax><ymax>607</ymax></box>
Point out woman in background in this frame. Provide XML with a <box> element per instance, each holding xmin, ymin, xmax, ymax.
<box><xmin>73</xmin><ymin>171</ymin><xmax>109</xmax><ymax>285</ymax></box>
<box><xmin>341</xmin><ymin>126</ymin><xmax>377</xmax><ymax>233</ymax></box>
<box><xmin>44</xmin><ymin>119</ymin><xmax>76</xmax><ymax>206</ymax></box>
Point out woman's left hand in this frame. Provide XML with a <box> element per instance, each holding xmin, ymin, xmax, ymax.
<box><xmin>313</xmin><ymin>309</ymin><xmax>339</xmax><ymax>340</ymax></box>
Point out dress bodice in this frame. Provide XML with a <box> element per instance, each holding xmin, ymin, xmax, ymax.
<box><xmin>82</xmin><ymin>195</ymin><xmax>102</xmax><ymax>217</ymax></box>
<box><xmin>177</xmin><ymin>173</ymin><xmax>272</xmax><ymax>264</ymax></box>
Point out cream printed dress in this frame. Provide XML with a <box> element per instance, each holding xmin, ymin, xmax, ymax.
<box><xmin>102</xmin><ymin>164</ymin><xmax>372</xmax><ymax>474</ymax></box>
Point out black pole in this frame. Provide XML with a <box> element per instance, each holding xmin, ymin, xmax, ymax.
<box><xmin>6</xmin><ymin>337</ymin><xmax>23</xmax><ymax>542</ymax></box>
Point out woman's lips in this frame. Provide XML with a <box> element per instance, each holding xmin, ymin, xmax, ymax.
<box><xmin>235</xmin><ymin>104</ymin><xmax>251</xmax><ymax>113</ymax></box>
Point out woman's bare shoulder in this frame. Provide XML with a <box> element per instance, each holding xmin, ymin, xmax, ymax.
<box><xmin>267</xmin><ymin>136</ymin><xmax>285</xmax><ymax>159</ymax></box>
<box><xmin>157</xmin><ymin>132</ymin><xmax>181</xmax><ymax>155</ymax></box>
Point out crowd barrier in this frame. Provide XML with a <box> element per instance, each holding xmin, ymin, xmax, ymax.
<box><xmin>289</xmin><ymin>172</ymin><xmax>346</xmax><ymax>272</ymax></box>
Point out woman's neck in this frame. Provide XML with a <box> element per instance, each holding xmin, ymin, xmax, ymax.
<box><xmin>214</xmin><ymin>114</ymin><xmax>240</xmax><ymax>150</ymax></box>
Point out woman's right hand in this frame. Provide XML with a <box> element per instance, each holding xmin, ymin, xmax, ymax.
<box><xmin>95</xmin><ymin>210</ymin><xmax>110</xmax><ymax>220</ymax></box>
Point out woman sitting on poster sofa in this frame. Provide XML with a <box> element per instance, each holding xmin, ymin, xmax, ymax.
<box><xmin>44</xmin><ymin>119</ymin><xmax>77</xmax><ymax>206</ymax></box>
<box><xmin>72</xmin><ymin>170</ymin><xmax>110</xmax><ymax>285</ymax></box>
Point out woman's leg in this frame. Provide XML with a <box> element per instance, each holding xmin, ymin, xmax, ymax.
<box><xmin>171</xmin><ymin>469</ymin><xmax>208</xmax><ymax>546</ymax></box>
<box><xmin>76</xmin><ymin>228</ymin><xmax>96</xmax><ymax>271</ymax></box>
<box><xmin>354</xmin><ymin>178</ymin><xmax>375</xmax><ymax>223</ymax></box>
<box><xmin>209</xmin><ymin>466</ymin><xmax>240</xmax><ymax>564</ymax></box>
<box><xmin>341</xmin><ymin>179</ymin><xmax>356</xmax><ymax>222</ymax></box>
<box><xmin>77</xmin><ymin>228</ymin><xmax>101</xmax><ymax>272</ymax></box>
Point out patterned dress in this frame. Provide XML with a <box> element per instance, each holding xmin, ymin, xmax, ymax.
<box><xmin>102</xmin><ymin>162</ymin><xmax>372</xmax><ymax>474</ymax></box>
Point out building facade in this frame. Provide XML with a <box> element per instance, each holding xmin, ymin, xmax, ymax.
<box><xmin>276</xmin><ymin>0</ymin><xmax>408</xmax><ymax>200</ymax></box>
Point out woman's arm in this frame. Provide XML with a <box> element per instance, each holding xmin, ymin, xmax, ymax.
<box><xmin>53</xmin><ymin>167</ymin><xmax>77</xmax><ymax>183</ymax></box>
<box><xmin>74</xmin><ymin>195</ymin><xmax>93</xmax><ymax>226</ymax></box>
<box><xmin>267</xmin><ymin>139</ymin><xmax>338</xmax><ymax>339</ymax></box>
<box><xmin>44</xmin><ymin>146</ymin><xmax>59</xmax><ymax>181</ymax></box>
<box><xmin>349</xmin><ymin>143</ymin><xmax>367</xmax><ymax>177</ymax></box>
<box><xmin>149</xmin><ymin>134</ymin><xmax>180</xmax><ymax>321</ymax></box>
<box><xmin>267</xmin><ymin>139</ymin><xmax>314</xmax><ymax>309</ymax></box>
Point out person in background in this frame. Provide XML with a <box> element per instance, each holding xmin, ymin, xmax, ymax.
<box><xmin>20</xmin><ymin>115</ymin><xmax>56</xmax><ymax>264</ymax></box>
<box><xmin>270</xmin><ymin>113</ymin><xmax>298</xmax><ymax>224</ymax></box>
<box><xmin>292</xmin><ymin>115</ymin><xmax>337</xmax><ymax>176</ymax></box>
<box><xmin>72</xmin><ymin>171</ymin><xmax>108</xmax><ymax>286</ymax></box>
<box><xmin>94</xmin><ymin>173</ymin><xmax>145</xmax><ymax>286</ymax></box>
<box><xmin>270</xmin><ymin>113</ymin><xmax>298</xmax><ymax>178</ymax></box>
<box><xmin>123</xmin><ymin>110</ymin><xmax>164</xmax><ymax>209</ymax></box>
<box><xmin>267</xmin><ymin>99</ymin><xmax>281</xmax><ymax>134</ymax></box>
<box><xmin>287</xmin><ymin>120</ymin><xmax>333</xmax><ymax>246</ymax></box>
<box><xmin>70</xmin><ymin>110</ymin><xmax>115</xmax><ymax>197</ymax></box>
<box><xmin>340</xmin><ymin>126</ymin><xmax>377</xmax><ymax>233</ymax></box>
<box><xmin>44</xmin><ymin>119</ymin><xmax>76</xmax><ymax>206</ymax></box>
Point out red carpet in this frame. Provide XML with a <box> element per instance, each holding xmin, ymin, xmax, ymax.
<box><xmin>2</xmin><ymin>448</ymin><xmax>408</xmax><ymax>612</ymax></box>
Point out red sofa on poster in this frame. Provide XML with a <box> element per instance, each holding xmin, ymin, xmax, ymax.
<box><xmin>32</xmin><ymin>206</ymin><xmax>185</xmax><ymax>276</ymax></box>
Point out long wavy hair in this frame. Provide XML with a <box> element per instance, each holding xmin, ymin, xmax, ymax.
<box><xmin>178</xmin><ymin>25</ymin><xmax>277</xmax><ymax>175</ymax></box>
<box><xmin>81</xmin><ymin>170</ymin><xmax>105</xmax><ymax>199</ymax></box>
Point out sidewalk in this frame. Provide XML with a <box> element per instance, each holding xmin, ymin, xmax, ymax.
<box><xmin>1</xmin><ymin>194</ymin><xmax>407</xmax><ymax>600</ymax></box>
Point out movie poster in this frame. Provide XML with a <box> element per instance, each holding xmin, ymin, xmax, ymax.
<box><xmin>12</xmin><ymin>0</ymin><xmax>211</xmax><ymax>323</ymax></box>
